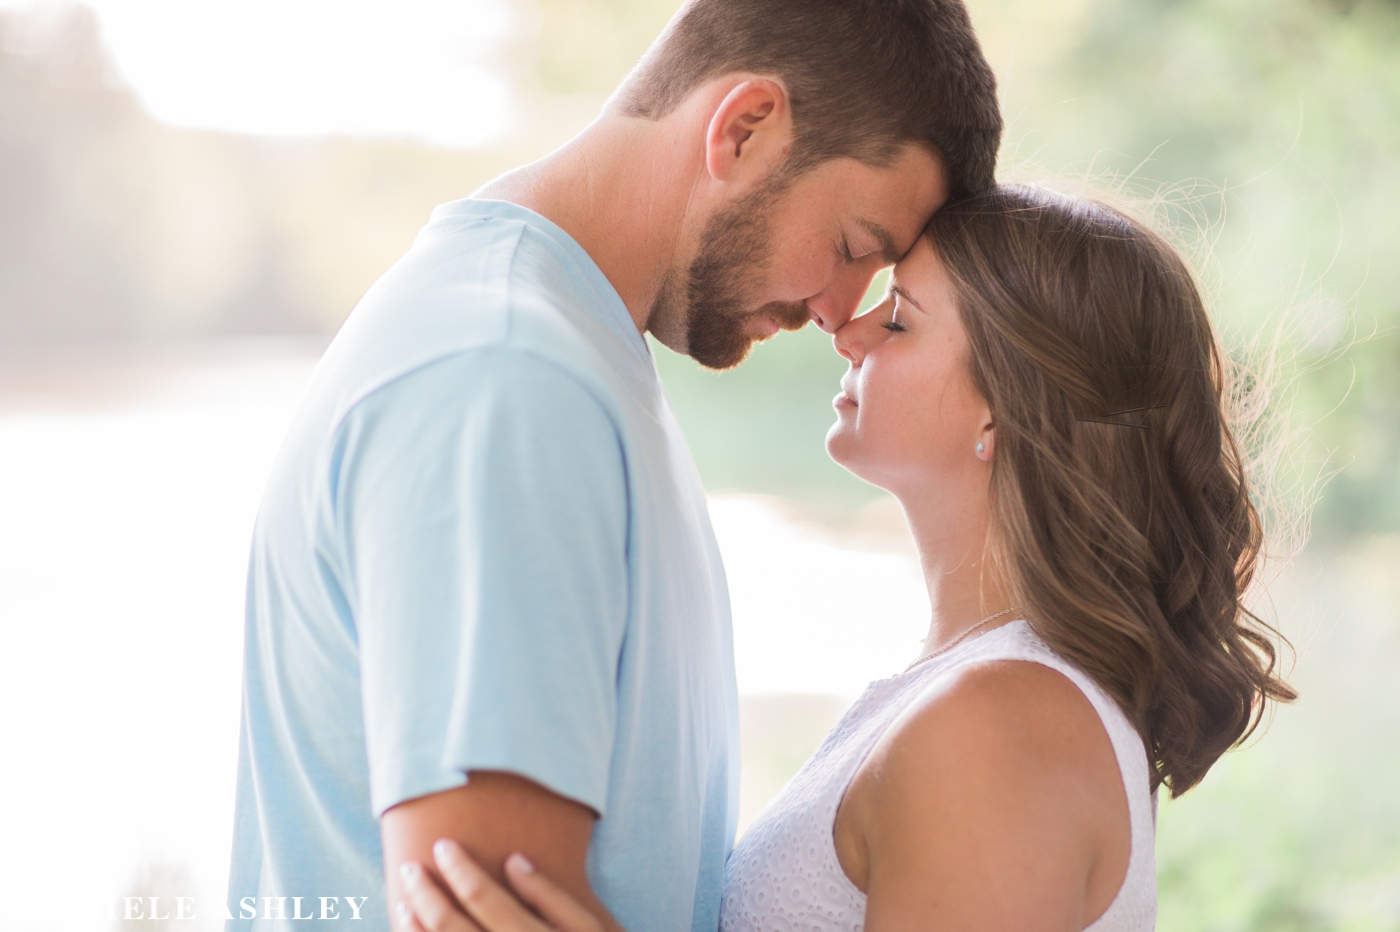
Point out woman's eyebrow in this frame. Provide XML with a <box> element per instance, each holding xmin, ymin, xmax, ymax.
<box><xmin>889</xmin><ymin>285</ymin><xmax>928</xmax><ymax>313</ymax></box>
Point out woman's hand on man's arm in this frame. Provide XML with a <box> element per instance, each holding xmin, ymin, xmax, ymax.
<box><xmin>381</xmin><ymin>769</ymin><xmax>622</xmax><ymax>932</ymax></box>
<box><xmin>399</xmin><ymin>839</ymin><xmax>606</xmax><ymax>932</ymax></box>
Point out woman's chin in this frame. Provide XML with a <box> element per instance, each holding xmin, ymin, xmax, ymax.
<box><xmin>827</xmin><ymin>442</ymin><xmax>908</xmax><ymax>499</ymax></box>
<box><xmin>825</xmin><ymin>423</ymin><xmax>850</xmax><ymax>462</ymax></box>
<box><xmin>825</xmin><ymin>430</ymin><xmax>877</xmax><ymax>486</ymax></box>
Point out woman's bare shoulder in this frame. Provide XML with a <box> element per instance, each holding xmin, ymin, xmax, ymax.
<box><xmin>836</xmin><ymin>660</ymin><xmax>1130</xmax><ymax>930</ymax></box>
<box><xmin>860</xmin><ymin>659</ymin><xmax>1121</xmax><ymax>819</ymax></box>
<box><xmin>908</xmin><ymin>659</ymin><xmax>1111</xmax><ymax>758</ymax></box>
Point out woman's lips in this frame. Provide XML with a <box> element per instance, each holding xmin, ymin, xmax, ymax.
<box><xmin>834</xmin><ymin>391</ymin><xmax>857</xmax><ymax>408</ymax></box>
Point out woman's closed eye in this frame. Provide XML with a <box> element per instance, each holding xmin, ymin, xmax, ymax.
<box><xmin>881</xmin><ymin>314</ymin><xmax>907</xmax><ymax>333</ymax></box>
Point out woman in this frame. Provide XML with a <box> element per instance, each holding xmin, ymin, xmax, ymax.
<box><xmin>397</xmin><ymin>184</ymin><xmax>1296</xmax><ymax>931</ymax></box>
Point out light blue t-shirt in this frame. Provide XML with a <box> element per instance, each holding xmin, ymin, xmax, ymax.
<box><xmin>226</xmin><ymin>200</ymin><xmax>739</xmax><ymax>932</ymax></box>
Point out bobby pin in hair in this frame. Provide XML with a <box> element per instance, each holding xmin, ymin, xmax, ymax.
<box><xmin>1076</xmin><ymin>403</ymin><xmax>1171</xmax><ymax>430</ymax></box>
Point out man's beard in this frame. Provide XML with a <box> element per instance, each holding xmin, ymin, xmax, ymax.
<box><xmin>657</xmin><ymin>173</ymin><xmax>811</xmax><ymax>371</ymax></box>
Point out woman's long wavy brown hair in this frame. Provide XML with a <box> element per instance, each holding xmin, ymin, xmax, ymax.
<box><xmin>927</xmin><ymin>184</ymin><xmax>1296</xmax><ymax>797</ymax></box>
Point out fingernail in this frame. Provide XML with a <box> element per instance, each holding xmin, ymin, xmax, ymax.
<box><xmin>396</xmin><ymin>901</ymin><xmax>409</xmax><ymax>925</ymax></box>
<box><xmin>399</xmin><ymin>862</ymin><xmax>420</xmax><ymax>883</ymax></box>
<box><xmin>508</xmin><ymin>852</ymin><xmax>535</xmax><ymax>874</ymax></box>
<box><xmin>433</xmin><ymin>838</ymin><xmax>456</xmax><ymax>860</ymax></box>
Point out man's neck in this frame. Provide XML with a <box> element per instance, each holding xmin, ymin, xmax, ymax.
<box><xmin>474</xmin><ymin>110</ymin><xmax>705</xmax><ymax>335</ymax></box>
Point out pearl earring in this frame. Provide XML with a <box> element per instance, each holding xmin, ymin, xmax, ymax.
<box><xmin>976</xmin><ymin>442</ymin><xmax>985</xmax><ymax>454</ymax></box>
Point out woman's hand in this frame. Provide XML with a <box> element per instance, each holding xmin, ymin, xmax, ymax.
<box><xmin>397</xmin><ymin>839</ymin><xmax>606</xmax><ymax>932</ymax></box>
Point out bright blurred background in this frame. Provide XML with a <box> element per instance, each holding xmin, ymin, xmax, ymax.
<box><xmin>0</xmin><ymin>0</ymin><xmax>1396</xmax><ymax>929</ymax></box>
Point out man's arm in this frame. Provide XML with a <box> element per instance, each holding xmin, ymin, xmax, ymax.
<box><xmin>382</xmin><ymin>770</ymin><xmax>623</xmax><ymax>932</ymax></box>
<box><xmin>343</xmin><ymin>354</ymin><xmax>631</xmax><ymax>930</ymax></box>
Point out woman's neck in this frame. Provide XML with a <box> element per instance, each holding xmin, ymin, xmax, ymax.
<box><xmin>899</xmin><ymin>491</ymin><xmax>1016</xmax><ymax>661</ymax></box>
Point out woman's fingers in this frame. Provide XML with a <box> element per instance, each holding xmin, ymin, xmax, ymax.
<box><xmin>399</xmin><ymin>860</ymin><xmax>485</xmax><ymax>932</ymax></box>
<box><xmin>504</xmin><ymin>853</ymin><xmax>605</xmax><ymax>932</ymax></box>
<box><xmin>395</xmin><ymin>897</ymin><xmax>432</xmax><ymax>932</ymax></box>
<box><xmin>431</xmin><ymin>839</ymin><xmax>551</xmax><ymax>932</ymax></box>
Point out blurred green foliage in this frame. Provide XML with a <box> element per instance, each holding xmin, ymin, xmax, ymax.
<box><xmin>995</xmin><ymin>0</ymin><xmax>1400</xmax><ymax>537</ymax></box>
<box><xmin>1154</xmin><ymin>537</ymin><xmax>1400</xmax><ymax>931</ymax></box>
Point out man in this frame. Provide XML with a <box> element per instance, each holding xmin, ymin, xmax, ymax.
<box><xmin>226</xmin><ymin>0</ymin><xmax>1001</xmax><ymax>929</ymax></box>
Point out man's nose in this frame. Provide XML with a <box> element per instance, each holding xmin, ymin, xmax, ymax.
<box><xmin>832</xmin><ymin>316</ymin><xmax>864</xmax><ymax>364</ymax></box>
<box><xmin>807</xmin><ymin>265</ymin><xmax>881</xmax><ymax>334</ymax></box>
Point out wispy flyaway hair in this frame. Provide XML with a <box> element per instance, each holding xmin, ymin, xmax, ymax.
<box><xmin>928</xmin><ymin>184</ymin><xmax>1296</xmax><ymax>796</ymax></box>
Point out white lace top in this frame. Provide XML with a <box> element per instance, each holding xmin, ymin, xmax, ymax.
<box><xmin>719</xmin><ymin>620</ymin><xmax>1157</xmax><ymax>932</ymax></box>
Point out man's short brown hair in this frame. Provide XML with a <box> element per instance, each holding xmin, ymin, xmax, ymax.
<box><xmin>614</xmin><ymin>0</ymin><xmax>1003</xmax><ymax>196</ymax></box>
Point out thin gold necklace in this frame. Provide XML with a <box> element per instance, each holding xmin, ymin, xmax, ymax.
<box><xmin>904</xmin><ymin>607</ymin><xmax>1021</xmax><ymax>674</ymax></box>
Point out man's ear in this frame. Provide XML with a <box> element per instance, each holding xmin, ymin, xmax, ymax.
<box><xmin>703</xmin><ymin>78</ymin><xmax>792</xmax><ymax>184</ymax></box>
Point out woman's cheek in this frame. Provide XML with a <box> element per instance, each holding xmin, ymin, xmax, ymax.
<box><xmin>861</xmin><ymin>387</ymin><xmax>907</xmax><ymax>463</ymax></box>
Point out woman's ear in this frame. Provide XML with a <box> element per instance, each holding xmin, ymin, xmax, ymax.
<box><xmin>704</xmin><ymin>79</ymin><xmax>792</xmax><ymax>183</ymax></box>
<box><xmin>975</xmin><ymin>417</ymin><xmax>995</xmax><ymax>462</ymax></box>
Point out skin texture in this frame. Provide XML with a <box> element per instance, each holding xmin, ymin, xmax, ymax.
<box><xmin>402</xmin><ymin>241</ymin><xmax>1136</xmax><ymax>932</ymax></box>
<box><xmin>389</xmin><ymin>75</ymin><xmax>946</xmax><ymax>932</ymax></box>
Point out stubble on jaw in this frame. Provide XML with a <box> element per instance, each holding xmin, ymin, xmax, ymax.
<box><xmin>652</xmin><ymin>170</ymin><xmax>811</xmax><ymax>371</ymax></box>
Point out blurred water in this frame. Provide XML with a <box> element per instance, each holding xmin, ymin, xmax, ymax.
<box><xmin>0</xmin><ymin>343</ymin><xmax>322</xmax><ymax>931</ymax></box>
<box><xmin>1</xmin><ymin>344</ymin><xmax>1394</xmax><ymax>932</ymax></box>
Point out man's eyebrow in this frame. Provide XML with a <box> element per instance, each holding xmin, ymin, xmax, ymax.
<box><xmin>889</xmin><ymin>285</ymin><xmax>927</xmax><ymax>313</ymax></box>
<box><xmin>858</xmin><ymin>219</ymin><xmax>902</xmax><ymax>264</ymax></box>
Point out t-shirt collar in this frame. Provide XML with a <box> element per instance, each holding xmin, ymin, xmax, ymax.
<box><xmin>430</xmin><ymin>198</ymin><xmax>652</xmax><ymax>365</ymax></box>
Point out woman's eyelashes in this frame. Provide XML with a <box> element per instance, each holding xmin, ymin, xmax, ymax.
<box><xmin>881</xmin><ymin>309</ymin><xmax>907</xmax><ymax>333</ymax></box>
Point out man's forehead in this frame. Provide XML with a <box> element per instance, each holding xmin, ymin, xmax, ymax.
<box><xmin>856</xmin><ymin>218</ymin><xmax>903</xmax><ymax>264</ymax></box>
<box><xmin>848</xmin><ymin>151</ymin><xmax>946</xmax><ymax>250</ymax></box>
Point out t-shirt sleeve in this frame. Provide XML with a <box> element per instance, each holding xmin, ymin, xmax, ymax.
<box><xmin>333</xmin><ymin>349</ymin><xmax>630</xmax><ymax>819</ymax></box>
